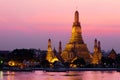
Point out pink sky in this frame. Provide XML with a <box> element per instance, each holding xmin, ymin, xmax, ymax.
<box><xmin>0</xmin><ymin>0</ymin><xmax>120</xmax><ymax>52</ymax></box>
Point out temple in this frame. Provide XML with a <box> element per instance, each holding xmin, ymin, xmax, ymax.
<box><xmin>92</xmin><ymin>39</ymin><xmax>102</xmax><ymax>64</ymax></box>
<box><xmin>61</xmin><ymin>11</ymin><xmax>92</xmax><ymax>63</ymax></box>
<box><xmin>46</xmin><ymin>39</ymin><xmax>58</xmax><ymax>63</ymax></box>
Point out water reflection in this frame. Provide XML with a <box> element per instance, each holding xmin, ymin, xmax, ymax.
<box><xmin>5</xmin><ymin>71</ymin><xmax>15</xmax><ymax>80</ymax></box>
<box><xmin>1</xmin><ymin>71</ymin><xmax>120</xmax><ymax>80</ymax></box>
<box><xmin>0</xmin><ymin>71</ymin><xmax>3</xmax><ymax>80</ymax></box>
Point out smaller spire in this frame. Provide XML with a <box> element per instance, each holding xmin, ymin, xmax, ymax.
<box><xmin>98</xmin><ymin>41</ymin><xmax>101</xmax><ymax>52</ymax></box>
<box><xmin>94</xmin><ymin>38</ymin><xmax>98</xmax><ymax>53</ymax></box>
<box><xmin>95</xmin><ymin>38</ymin><xmax>97</xmax><ymax>42</ymax></box>
<box><xmin>48</xmin><ymin>38</ymin><xmax>51</xmax><ymax>46</ymax></box>
<box><xmin>94</xmin><ymin>38</ymin><xmax>97</xmax><ymax>47</ymax></box>
<box><xmin>48</xmin><ymin>38</ymin><xmax>52</xmax><ymax>51</ymax></box>
<box><xmin>58</xmin><ymin>41</ymin><xmax>62</xmax><ymax>54</ymax></box>
<box><xmin>98</xmin><ymin>41</ymin><xmax>100</xmax><ymax>46</ymax></box>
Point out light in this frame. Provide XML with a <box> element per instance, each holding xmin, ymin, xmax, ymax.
<box><xmin>51</xmin><ymin>58</ymin><xmax>59</xmax><ymax>63</ymax></box>
<box><xmin>0</xmin><ymin>71</ymin><xmax>3</xmax><ymax>79</ymax></box>
<box><xmin>8</xmin><ymin>61</ymin><xmax>16</xmax><ymax>66</ymax></box>
<box><xmin>0</xmin><ymin>60</ymin><xmax>3</xmax><ymax>64</ymax></box>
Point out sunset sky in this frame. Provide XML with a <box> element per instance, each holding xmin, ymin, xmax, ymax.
<box><xmin>0</xmin><ymin>0</ymin><xmax>120</xmax><ymax>52</ymax></box>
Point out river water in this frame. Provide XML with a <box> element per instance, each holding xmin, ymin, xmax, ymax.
<box><xmin>0</xmin><ymin>71</ymin><xmax>120</xmax><ymax>80</ymax></box>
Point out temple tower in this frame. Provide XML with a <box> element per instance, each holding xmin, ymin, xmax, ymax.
<box><xmin>92</xmin><ymin>39</ymin><xmax>102</xmax><ymax>64</ymax></box>
<box><xmin>46</xmin><ymin>39</ymin><xmax>55</xmax><ymax>62</ymax></box>
<box><xmin>98</xmin><ymin>41</ymin><xmax>102</xmax><ymax>63</ymax></box>
<box><xmin>98</xmin><ymin>41</ymin><xmax>101</xmax><ymax>53</ymax></box>
<box><xmin>61</xmin><ymin>11</ymin><xmax>92</xmax><ymax>63</ymax></box>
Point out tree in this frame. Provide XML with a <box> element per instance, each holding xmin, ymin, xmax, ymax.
<box><xmin>72</xmin><ymin>58</ymin><xmax>86</xmax><ymax>67</ymax></box>
<box><xmin>41</xmin><ymin>60</ymin><xmax>50</xmax><ymax>68</ymax></box>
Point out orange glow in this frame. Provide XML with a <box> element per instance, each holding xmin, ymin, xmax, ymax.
<box><xmin>8</xmin><ymin>61</ymin><xmax>16</xmax><ymax>66</ymax></box>
<box><xmin>51</xmin><ymin>58</ymin><xmax>59</xmax><ymax>63</ymax></box>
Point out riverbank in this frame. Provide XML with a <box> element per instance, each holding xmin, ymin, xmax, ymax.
<box><xmin>1</xmin><ymin>67</ymin><xmax>120</xmax><ymax>72</ymax></box>
<box><xmin>36</xmin><ymin>68</ymin><xmax>117</xmax><ymax>72</ymax></box>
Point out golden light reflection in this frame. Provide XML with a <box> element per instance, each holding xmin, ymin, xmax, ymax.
<box><xmin>11</xmin><ymin>72</ymin><xmax>15</xmax><ymax>80</ymax></box>
<box><xmin>6</xmin><ymin>71</ymin><xmax>15</xmax><ymax>80</ymax></box>
<box><xmin>0</xmin><ymin>71</ymin><xmax>3</xmax><ymax>80</ymax></box>
<box><xmin>7</xmin><ymin>71</ymin><xmax>10</xmax><ymax>80</ymax></box>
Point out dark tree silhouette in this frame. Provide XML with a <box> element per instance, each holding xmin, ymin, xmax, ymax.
<box><xmin>8</xmin><ymin>49</ymin><xmax>36</xmax><ymax>62</ymax></box>
<box><xmin>72</xmin><ymin>58</ymin><xmax>86</xmax><ymax>67</ymax></box>
<box><xmin>41</xmin><ymin>60</ymin><xmax>50</xmax><ymax>68</ymax></box>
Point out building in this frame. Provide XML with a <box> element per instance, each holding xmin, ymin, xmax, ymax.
<box><xmin>61</xmin><ymin>11</ymin><xmax>92</xmax><ymax>63</ymax></box>
<box><xmin>108</xmin><ymin>49</ymin><xmax>117</xmax><ymax>60</ymax></box>
<box><xmin>46</xmin><ymin>39</ymin><xmax>59</xmax><ymax>63</ymax></box>
<box><xmin>56</xmin><ymin>41</ymin><xmax>64</xmax><ymax>62</ymax></box>
<box><xmin>92</xmin><ymin>39</ymin><xmax>102</xmax><ymax>64</ymax></box>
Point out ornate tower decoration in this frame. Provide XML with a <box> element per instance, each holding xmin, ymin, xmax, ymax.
<box><xmin>61</xmin><ymin>11</ymin><xmax>92</xmax><ymax>63</ymax></box>
<box><xmin>46</xmin><ymin>39</ymin><xmax>55</xmax><ymax>62</ymax></box>
<box><xmin>92</xmin><ymin>39</ymin><xmax>102</xmax><ymax>64</ymax></box>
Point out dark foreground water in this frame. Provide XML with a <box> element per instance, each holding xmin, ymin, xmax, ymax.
<box><xmin>0</xmin><ymin>71</ymin><xmax>120</xmax><ymax>80</ymax></box>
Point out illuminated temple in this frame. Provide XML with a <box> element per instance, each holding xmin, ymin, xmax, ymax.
<box><xmin>61</xmin><ymin>11</ymin><xmax>92</xmax><ymax>63</ymax></box>
<box><xmin>92</xmin><ymin>39</ymin><xmax>102</xmax><ymax>64</ymax></box>
<box><xmin>46</xmin><ymin>39</ymin><xmax>58</xmax><ymax>63</ymax></box>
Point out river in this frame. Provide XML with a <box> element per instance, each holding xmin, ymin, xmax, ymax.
<box><xmin>0</xmin><ymin>71</ymin><xmax>120</xmax><ymax>80</ymax></box>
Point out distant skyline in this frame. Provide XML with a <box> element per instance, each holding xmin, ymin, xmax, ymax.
<box><xmin>0</xmin><ymin>0</ymin><xmax>120</xmax><ymax>52</ymax></box>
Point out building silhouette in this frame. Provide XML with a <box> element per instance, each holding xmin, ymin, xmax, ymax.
<box><xmin>108</xmin><ymin>49</ymin><xmax>117</xmax><ymax>60</ymax></box>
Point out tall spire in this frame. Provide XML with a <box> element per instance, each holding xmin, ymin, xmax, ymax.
<box><xmin>73</xmin><ymin>11</ymin><xmax>80</xmax><ymax>26</ymax></box>
<box><xmin>69</xmin><ymin>10</ymin><xmax>83</xmax><ymax>44</ymax></box>
<box><xmin>75</xmin><ymin>11</ymin><xmax>79</xmax><ymax>22</ymax></box>
<box><xmin>61</xmin><ymin>11</ymin><xmax>92</xmax><ymax>63</ymax></box>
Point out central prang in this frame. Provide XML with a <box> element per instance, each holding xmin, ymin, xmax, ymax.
<box><xmin>61</xmin><ymin>11</ymin><xmax>92</xmax><ymax>63</ymax></box>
